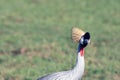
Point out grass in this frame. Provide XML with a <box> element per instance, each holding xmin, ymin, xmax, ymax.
<box><xmin>0</xmin><ymin>0</ymin><xmax>120</xmax><ymax>80</ymax></box>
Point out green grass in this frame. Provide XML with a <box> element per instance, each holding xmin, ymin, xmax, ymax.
<box><xmin>0</xmin><ymin>0</ymin><xmax>120</xmax><ymax>80</ymax></box>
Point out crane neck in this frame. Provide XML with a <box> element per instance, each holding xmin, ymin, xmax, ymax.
<box><xmin>79</xmin><ymin>48</ymin><xmax>84</xmax><ymax>56</ymax></box>
<box><xmin>70</xmin><ymin>50</ymin><xmax>85</xmax><ymax>79</ymax></box>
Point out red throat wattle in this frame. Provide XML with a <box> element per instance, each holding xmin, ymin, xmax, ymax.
<box><xmin>80</xmin><ymin>48</ymin><xmax>84</xmax><ymax>56</ymax></box>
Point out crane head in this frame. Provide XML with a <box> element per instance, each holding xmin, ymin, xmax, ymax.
<box><xmin>79</xmin><ymin>32</ymin><xmax>90</xmax><ymax>48</ymax></box>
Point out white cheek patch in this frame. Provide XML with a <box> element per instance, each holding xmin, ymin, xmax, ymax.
<box><xmin>80</xmin><ymin>37</ymin><xmax>84</xmax><ymax>44</ymax></box>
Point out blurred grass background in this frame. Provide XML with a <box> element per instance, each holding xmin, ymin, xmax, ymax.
<box><xmin>0</xmin><ymin>0</ymin><xmax>120</xmax><ymax>80</ymax></box>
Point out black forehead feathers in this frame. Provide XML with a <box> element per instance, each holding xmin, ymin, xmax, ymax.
<box><xmin>84</xmin><ymin>32</ymin><xmax>90</xmax><ymax>39</ymax></box>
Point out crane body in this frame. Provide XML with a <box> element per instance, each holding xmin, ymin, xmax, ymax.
<box><xmin>37</xmin><ymin>28</ymin><xmax>90</xmax><ymax>80</ymax></box>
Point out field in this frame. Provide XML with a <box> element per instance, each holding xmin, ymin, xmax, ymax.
<box><xmin>0</xmin><ymin>0</ymin><xmax>120</xmax><ymax>80</ymax></box>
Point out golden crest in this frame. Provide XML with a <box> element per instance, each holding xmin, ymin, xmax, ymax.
<box><xmin>72</xmin><ymin>27</ymin><xmax>85</xmax><ymax>42</ymax></box>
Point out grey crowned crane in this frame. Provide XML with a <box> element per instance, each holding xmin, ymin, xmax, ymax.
<box><xmin>37</xmin><ymin>28</ymin><xmax>90</xmax><ymax>80</ymax></box>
